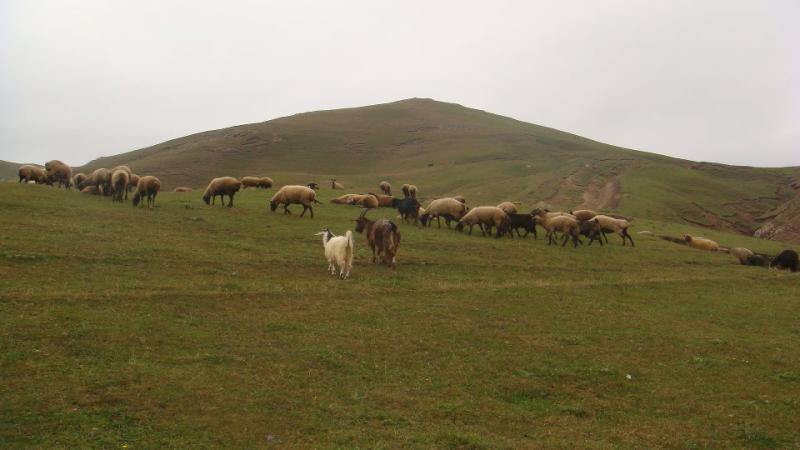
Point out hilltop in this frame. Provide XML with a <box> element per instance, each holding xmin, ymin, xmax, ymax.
<box><xmin>7</xmin><ymin>98</ymin><xmax>800</xmax><ymax>241</ymax></box>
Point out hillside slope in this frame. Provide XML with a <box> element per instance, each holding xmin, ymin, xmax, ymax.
<box><xmin>29</xmin><ymin>98</ymin><xmax>800</xmax><ymax>241</ymax></box>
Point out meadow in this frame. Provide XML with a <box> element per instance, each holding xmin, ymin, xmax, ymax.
<box><xmin>1</xmin><ymin>182</ymin><xmax>798</xmax><ymax>448</ymax></box>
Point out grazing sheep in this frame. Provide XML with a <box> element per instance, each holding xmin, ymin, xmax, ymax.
<box><xmin>330</xmin><ymin>194</ymin><xmax>359</xmax><ymax>205</ymax></box>
<box><xmin>132</xmin><ymin>176</ymin><xmax>161</xmax><ymax>208</ymax></box>
<box><xmin>241</xmin><ymin>176</ymin><xmax>261</xmax><ymax>189</ymax></box>
<box><xmin>202</xmin><ymin>177</ymin><xmax>242</xmax><ymax>207</ymax></box>
<box><xmin>109</xmin><ymin>169</ymin><xmax>130</xmax><ymax>202</ymax></box>
<box><xmin>73</xmin><ymin>173</ymin><xmax>87</xmax><ymax>188</ymax></box>
<box><xmin>173</xmin><ymin>187</ymin><xmax>193</xmax><ymax>192</ymax></box>
<box><xmin>369</xmin><ymin>193</ymin><xmax>395</xmax><ymax>207</ymax></box>
<box><xmin>258</xmin><ymin>177</ymin><xmax>274</xmax><ymax>189</ymax></box>
<box><xmin>591</xmin><ymin>215</ymin><xmax>635</xmax><ymax>246</ymax></box>
<box><xmin>770</xmin><ymin>249</ymin><xmax>798</xmax><ymax>272</ymax></box>
<box><xmin>683</xmin><ymin>235</ymin><xmax>718</xmax><ymax>252</ymax></box>
<box><xmin>577</xmin><ymin>219</ymin><xmax>604</xmax><ymax>246</ymax></box>
<box><xmin>379</xmin><ymin>181</ymin><xmax>392</xmax><ymax>196</ymax></box>
<box><xmin>532</xmin><ymin>209</ymin><xmax>581</xmax><ymax>247</ymax></box>
<box><xmin>78</xmin><ymin>168</ymin><xmax>112</xmax><ymax>195</ymax></box>
<box><xmin>269</xmin><ymin>185</ymin><xmax>319</xmax><ymax>218</ymax></box>
<box><xmin>497</xmin><ymin>202</ymin><xmax>519</xmax><ymax>215</ymax></box>
<box><xmin>391</xmin><ymin>196</ymin><xmax>421</xmax><ymax>224</ymax></box>
<box><xmin>355</xmin><ymin>210</ymin><xmax>401</xmax><ymax>267</ymax></box>
<box><xmin>45</xmin><ymin>160</ymin><xmax>73</xmax><ymax>189</ymax></box>
<box><xmin>330</xmin><ymin>178</ymin><xmax>345</xmax><ymax>190</ymax></box>
<box><xmin>348</xmin><ymin>194</ymin><xmax>379</xmax><ymax>209</ymax></box>
<box><xmin>80</xmin><ymin>185</ymin><xmax>104</xmax><ymax>195</ymax></box>
<box><xmin>110</xmin><ymin>164</ymin><xmax>132</xmax><ymax>179</ymax></box>
<box><xmin>315</xmin><ymin>228</ymin><xmax>354</xmax><ymax>279</ymax></box>
<box><xmin>745</xmin><ymin>254</ymin><xmax>770</xmax><ymax>267</ymax></box>
<box><xmin>400</xmin><ymin>184</ymin><xmax>418</xmax><ymax>198</ymax></box>
<box><xmin>456</xmin><ymin>206</ymin><xmax>511</xmax><ymax>238</ymax></box>
<box><xmin>506</xmin><ymin>212</ymin><xmax>538</xmax><ymax>239</ymax></box>
<box><xmin>420</xmin><ymin>197</ymin><xmax>467</xmax><ymax>228</ymax></box>
<box><xmin>570</xmin><ymin>209</ymin><xmax>599</xmax><ymax>221</ymax></box>
<box><xmin>18</xmin><ymin>165</ymin><xmax>49</xmax><ymax>184</ymax></box>
<box><xmin>729</xmin><ymin>247</ymin><xmax>754</xmax><ymax>265</ymax></box>
<box><xmin>453</xmin><ymin>195</ymin><xmax>466</xmax><ymax>204</ymax></box>
<box><xmin>127</xmin><ymin>174</ymin><xmax>140</xmax><ymax>193</ymax></box>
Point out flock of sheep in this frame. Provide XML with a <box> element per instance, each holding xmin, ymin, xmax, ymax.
<box><xmin>17</xmin><ymin>162</ymin><xmax>799</xmax><ymax>279</ymax></box>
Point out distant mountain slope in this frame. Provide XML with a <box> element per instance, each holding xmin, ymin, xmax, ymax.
<box><xmin>20</xmin><ymin>98</ymin><xmax>800</xmax><ymax>242</ymax></box>
<box><xmin>0</xmin><ymin>160</ymin><xmax>25</xmax><ymax>181</ymax></box>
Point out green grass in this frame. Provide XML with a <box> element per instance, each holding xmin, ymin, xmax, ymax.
<box><xmin>1</xmin><ymin>183</ymin><xmax>799</xmax><ymax>448</ymax></box>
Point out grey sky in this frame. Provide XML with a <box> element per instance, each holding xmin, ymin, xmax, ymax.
<box><xmin>1</xmin><ymin>0</ymin><xmax>798</xmax><ymax>167</ymax></box>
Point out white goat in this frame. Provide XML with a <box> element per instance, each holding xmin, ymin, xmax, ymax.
<box><xmin>315</xmin><ymin>228</ymin><xmax>354</xmax><ymax>279</ymax></box>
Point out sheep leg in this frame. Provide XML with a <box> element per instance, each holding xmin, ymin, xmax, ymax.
<box><xmin>300</xmin><ymin>205</ymin><xmax>307</xmax><ymax>217</ymax></box>
<box><xmin>468</xmin><ymin>224</ymin><xmax>474</xmax><ymax>235</ymax></box>
<box><xmin>283</xmin><ymin>204</ymin><xmax>291</xmax><ymax>215</ymax></box>
<box><xmin>561</xmin><ymin>234</ymin><xmax>569</xmax><ymax>247</ymax></box>
<box><xmin>371</xmin><ymin>244</ymin><xmax>377</xmax><ymax>263</ymax></box>
<box><xmin>602</xmin><ymin>230</ymin><xmax>609</xmax><ymax>243</ymax></box>
<box><xmin>437</xmin><ymin>216</ymin><xmax>441</xmax><ymax>228</ymax></box>
<box><xmin>623</xmin><ymin>229</ymin><xmax>634</xmax><ymax>246</ymax></box>
<box><xmin>308</xmin><ymin>205</ymin><xmax>314</xmax><ymax>219</ymax></box>
<box><xmin>228</xmin><ymin>194</ymin><xmax>234</xmax><ymax>207</ymax></box>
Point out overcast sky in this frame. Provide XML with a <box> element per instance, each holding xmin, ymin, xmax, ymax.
<box><xmin>1</xmin><ymin>0</ymin><xmax>798</xmax><ymax>167</ymax></box>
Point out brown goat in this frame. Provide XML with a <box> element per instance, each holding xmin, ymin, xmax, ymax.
<box><xmin>354</xmin><ymin>210</ymin><xmax>401</xmax><ymax>267</ymax></box>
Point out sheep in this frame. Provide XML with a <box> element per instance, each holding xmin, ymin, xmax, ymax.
<box><xmin>173</xmin><ymin>187</ymin><xmax>193</xmax><ymax>192</ymax></box>
<box><xmin>683</xmin><ymin>235</ymin><xmax>718</xmax><ymax>252</ymax></box>
<box><xmin>109</xmin><ymin>169</ymin><xmax>130</xmax><ymax>202</ymax></box>
<box><xmin>269</xmin><ymin>185</ymin><xmax>319</xmax><ymax>218</ymax></box>
<box><xmin>202</xmin><ymin>177</ymin><xmax>242</xmax><ymax>207</ymax></box>
<box><xmin>577</xmin><ymin>218</ymin><xmax>604</xmax><ymax>246</ymax></box>
<box><xmin>497</xmin><ymin>202</ymin><xmax>519</xmax><ymax>215</ymax></box>
<box><xmin>330</xmin><ymin>178</ymin><xmax>344</xmax><ymax>190</ymax></box>
<box><xmin>369</xmin><ymin>193</ymin><xmax>395</xmax><ymax>207</ymax></box>
<box><xmin>132</xmin><ymin>176</ymin><xmax>161</xmax><ymax>208</ymax></box>
<box><xmin>307</xmin><ymin>182</ymin><xmax>320</xmax><ymax>190</ymax></box>
<box><xmin>18</xmin><ymin>165</ymin><xmax>49</xmax><ymax>184</ymax></box>
<box><xmin>127</xmin><ymin>174</ymin><xmax>140</xmax><ymax>193</ymax></box>
<box><xmin>453</xmin><ymin>195</ymin><xmax>466</xmax><ymax>204</ymax></box>
<box><xmin>355</xmin><ymin>210</ymin><xmax>401</xmax><ymax>267</ymax></box>
<box><xmin>241</xmin><ymin>176</ymin><xmax>261</xmax><ymax>189</ymax></box>
<box><xmin>73</xmin><ymin>173</ymin><xmax>87</xmax><ymax>188</ymax></box>
<box><xmin>110</xmin><ymin>165</ymin><xmax>132</xmax><ymax>177</ymax></box>
<box><xmin>506</xmin><ymin>212</ymin><xmax>538</xmax><ymax>239</ymax></box>
<box><xmin>401</xmin><ymin>184</ymin><xmax>410</xmax><ymax>197</ymax></box>
<box><xmin>315</xmin><ymin>228</ymin><xmax>354</xmax><ymax>279</ymax></box>
<box><xmin>379</xmin><ymin>181</ymin><xmax>392</xmax><ymax>196</ymax></box>
<box><xmin>258</xmin><ymin>177</ymin><xmax>274</xmax><ymax>189</ymax></box>
<box><xmin>456</xmin><ymin>206</ymin><xmax>511</xmax><ymax>238</ymax></box>
<box><xmin>330</xmin><ymin>194</ymin><xmax>359</xmax><ymax>204</ymax></box>
<box><xmin>78</xmin><ymin>168</ymin><xmax>112</xmax><ymax>195</ymax></box>
<box><xmin>110</xmin><ymin>166</ymin><xmax>132</xmax><ymax>198</ymax></box>
<box><xmin>770</xmin><ymin>249</ymin><xmax>798</xmax><ymax>272</ymax></box>
<box><xmin>591</xmin><ymin>215</ymin><xmax>635</xmax><ymax>246</ymax></box>
<box><xmin>419</xmin><ymin>197</ymin><xmax>467</xmax><ymax>228</ymax></box>
<box><xmin>408</xmin><ymin>185</ymin><xmax>418</xmax><ymax>199</ymax></box>
<box><xmin>348</xmin><ymin>194</ymin><xmax>379</xmax><ymax>209</ymax></box>
<box><xmin>729</xmin><ymin>247</ymin><xmax>754</xmax><ymax>265</ymax></box>
<box><xmin>392</xmin><ymin>196</ymin><xmax>421</xmax><ymax>224</ymax></box>
<box><xmin>80</xmin><ymin>185</ymin><xmax>104</xmax><ymax>195</ymax></box>
<box><xmin>532</xmin><ymin>209</ymin><xmax>581</xmax><ymax>247</ymax></box>
<box><xmin>570</xmin><ymin>209</ymin><xmax>599</xmax><ymax>221</ymax></box>
<box><xmin>45</xmin><ymin>160</ymin><xmax>73</xmax><ymax>189</ymax></box>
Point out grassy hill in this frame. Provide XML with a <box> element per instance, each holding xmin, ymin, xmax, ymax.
<box><xmin>1</xmin><ymin>183</ymin><xmax>799</xmax><ymax>447</ymax></box>
<box><xmin>73</xmin><ymin>98</ymin><xmax>799</xmax><ymax>242</ymax></box>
